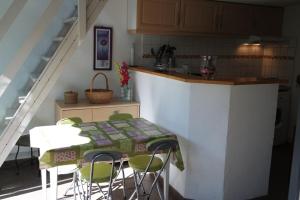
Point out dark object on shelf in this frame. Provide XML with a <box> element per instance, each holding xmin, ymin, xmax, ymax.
<box><xmin>64</xmin><ymin>91</ymin><xmax>78</xmax><ymax>104</ymax></box>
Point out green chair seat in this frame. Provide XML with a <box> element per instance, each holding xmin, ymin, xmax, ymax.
<box><xmin>128</xmin><ymin>155</ymin><xmax>163</xmax><ymax>172</ymax></box>
<box><xmin>80</xmin><ymin>162</ymin><xmax>117</xmax><ymax>183</ymax></box>
<box><xmin>56</xmin><ymin>117</ymin><xmax>83</xmax><ymax>125</ymax></box>
<box><xmin>109</xmin><ymin>113</ymin><xmax>133</xmax><ymax>121</ymax></box>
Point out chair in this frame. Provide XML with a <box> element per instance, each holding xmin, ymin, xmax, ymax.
<box><xmin>77</xmin><ymin>150</ymin><xmax>126</xmax><ymax>200</ymax></box>
<box><xmin>109</xmin><ymin>112</ymin><xmax>133</xmax><ymax>121</ymax></box>
<box><xmin>128</xmin><ymin>138</ymin><xmax>179</xmax><ymax>200</ymax></box>
<box><xmin>15</xmin><ymin>134</ymin><xmax>39</xmax><ymax>175</ymax></box>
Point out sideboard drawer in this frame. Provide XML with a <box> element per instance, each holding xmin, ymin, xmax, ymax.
<box><xmin>92</xmin><ymin>105</ymin><xmax>139</xmax><ymax>121</ymax></box>
<box><xmin>56</xmin><ymin>100</ymin><xmax>140</xmax><ymax>123</ymax></box>
<box><xmin>61</xmin><ymin>109</ymin><xmax>93</xmax><ymax>122</ymax></box>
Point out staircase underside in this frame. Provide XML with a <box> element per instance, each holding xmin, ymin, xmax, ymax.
<box><xmin>0</xmin><ymin>0</ymin><xmax>108</xmax><ymax>166</ymax></box>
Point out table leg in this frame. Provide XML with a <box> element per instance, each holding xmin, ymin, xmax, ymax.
<box><xmin>49</xmin><ymin>167</ymin><xmax>58</xmax><ymax>200</ymax></box>
<box><xmin>162</xmin><ymin>154</ymin><xmax>170</xmax><ymax>200</ymax></box>
<box><xmin>41</xmin><ymin>169</ymin><xmax>47</xmax><ymax>200</ymax></box>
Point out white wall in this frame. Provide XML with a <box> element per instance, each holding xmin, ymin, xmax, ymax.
<box><xmin>31</xmin><ymin>0</ymin><xmax>135</xmax><ymax>127</ymax></box>
<box><xmin>224</xmin><ymin>84</ymin><xmax>278</xmax><ymax>200</ymax></box>
<box><xmin>133</xmin><ymin>71</ymin><xmax>191</xmax><ymax>196</ymax></box>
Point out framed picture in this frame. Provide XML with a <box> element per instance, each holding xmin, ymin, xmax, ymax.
<box><xmin>93</xmin><ymin>26</ymin><xmax>112</xmax><ymax>70</ymax></box>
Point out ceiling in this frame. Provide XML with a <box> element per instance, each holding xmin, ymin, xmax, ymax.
<box><xmin>220</xmin><ymin>0</ymin><xmax>300</xmax><ymax>6</ymax></box>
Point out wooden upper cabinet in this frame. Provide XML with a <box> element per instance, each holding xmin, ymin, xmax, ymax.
<box><xmin>137</xmin><ymin>0</ymin><xmax>180</xmax><ymax>32</ymax></box>
<box><xmin>252</xmin><ymin>6</ymin><xmax>283</xmax><ymax>36</ymax></box>
<box><xmin>179</xmin><ymin>0</ymin><xmax>218</xmax><ymax>33</ymax></box>
<box><xmin>128</xmin><ymin>0</ymin><xmax>284</xmax><ymax>36</ymax></box>
<box><xmin>219</xmin><ymin>3</ymin><xmax>253</xmax><ymax>35</ymax></box>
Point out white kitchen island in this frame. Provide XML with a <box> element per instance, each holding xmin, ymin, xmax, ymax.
<box><xmin>131</xmin><ymin>67</ymin><xmax>281</xmax><ymax>200</ymax></box>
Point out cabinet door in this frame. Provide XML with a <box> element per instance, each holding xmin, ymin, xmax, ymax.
<box><xmin>219</xmin><ymin>3</ymin><xmax>253</xmax><ymax>35</ymax></box>
<box><xmin>137</xmin><ymin>0</ymin><xmax>180</xmax><ymax>32</ymax></box>
<box><xmin>253</xmin><ymin>6</ymin><xmax>283</xmax><ymax>36</ymax></box>
<box><xmin>180</xmin><ymin>0</ymin><xmax>218</xmax><ymax>33</ymax></box>
<box><xmin>61</xmin><ymin>109</ymin><xmax>93</xmax><ymax>122</ymax></box>
<box><xmin>92</xmin><ymin>106</ymin><xmax>140</xmax><ymax>122</ymax></box>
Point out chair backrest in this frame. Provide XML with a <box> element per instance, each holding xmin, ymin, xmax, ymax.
<box><xmin>109</xmin><ymin>113</ymin><xmax>133</xmax><ymax>121</ymax></box>
<box><xmin>83</xmin><ymin>150</ymin><xmax>123</xmax><ymax>163</ymax></box>
<box><xmin>147</xmin><ymin>138</ymin><xmax>178</xmax><ymax>153</ymax></box>
<box><xmin>56</xmin><ymin>117</ymin><xmax>83</xmax><ymax>125</ymax></box>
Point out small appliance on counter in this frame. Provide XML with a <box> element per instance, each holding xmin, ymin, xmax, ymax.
<box><xmin>151</xmin><ymin>44</ymin><xmax>176</xmax><ymax>72</ymax></box>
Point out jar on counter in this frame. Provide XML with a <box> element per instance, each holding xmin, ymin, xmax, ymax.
<box><xmin>200</xmin><ymin>56</ymin><xmax>216</xmax><ymax>79</ymax></box>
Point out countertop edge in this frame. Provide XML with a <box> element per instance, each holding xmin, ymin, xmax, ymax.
<box><xmin>129</xmin><ymin>66</ymin><xmax>287</xmax><ymax>85</ymax></box>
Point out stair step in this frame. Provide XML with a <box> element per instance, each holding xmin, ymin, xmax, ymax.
<box><xmin>4</xmin><ymin>116</ymin><xmax>14</xmax><ymax>121</ymax></box>
<box><xmin>53</xmin><ymin>36</ymin><xmax>64</xmax><ymax>42</ymax></box>
<box><xmin>4</xmin><ymin>109</ymin><xmax>16</xmax><ymax>122</ymax></box>
<box><xmin>18</xmin><ymin>96</ymin><xmax>26</xmax><ymax>104</ymax></box>
<box><xmin>42</xmin><ymin>56</ymin><xmax>51</xmax><ymax>62</ymax></box>
<box><xmin>30</xmin><ymin>73</ymin><xmax>39</xmax><ymax>83</ymax></box>
<box><xmin>64</xmin><ymin>16</ymin><xmax>77</xmax><ymax>23</ymax></box>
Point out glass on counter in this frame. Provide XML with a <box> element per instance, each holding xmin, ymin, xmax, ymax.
<box><xmin>200</xmin><ymin>56</ymin><xmax>216</xmax><ymax>79</ymax></box>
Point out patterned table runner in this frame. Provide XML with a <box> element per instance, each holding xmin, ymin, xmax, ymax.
<box><xmin>39</xmin><ymin>118</ymin><xmax>184</xmax><ymax>171</ymax></box>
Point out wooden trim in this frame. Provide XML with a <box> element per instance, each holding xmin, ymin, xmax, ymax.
<box><xmin>127</xmin><ymin>28</ymin><xmax>250</xmax><ymax>38</ymax></box>
<box><xmin>78</xmin><ymin>0</ymin><xmax>86</xmax><ymax>43</ymax></box>
<box><xmin>87</xmin><ymin>0</ymin><xmax>108</xmax><ymax>30</ymax></box>
<box><xmin>142</xmin><ymin>54</ymin><xmax>295</xmax><ymax>60</ymax></box>
<box><xmin>0</xmin><ymin>0</ymin><xmax>63</xmax><ymax>97</ymax></box>
<box><xmin>0</xmin><ymin>0</ymin><xmax>28</xmax><ymax>42</ymax></box>
<box><xmin>129</xmin><ymin>66</ymin><xmax>287</xmax><ymax>85</ymax></box>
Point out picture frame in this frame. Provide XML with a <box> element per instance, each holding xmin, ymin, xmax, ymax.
<box><xmin>93</xmin><ymin>26</ymin><xmax>113</xmax><ymax>70</ymax></box>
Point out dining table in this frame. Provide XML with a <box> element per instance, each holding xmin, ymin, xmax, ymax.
<box><xmin>29</xmin><ymin>118</ymin><xmax>184</xmax><ymax>200</ymax></box>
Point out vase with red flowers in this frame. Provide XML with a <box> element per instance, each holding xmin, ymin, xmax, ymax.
<box><xmin>115</xmin><ymin>62</ymin><xmax>132</xmax><ymax>101</ymax></box>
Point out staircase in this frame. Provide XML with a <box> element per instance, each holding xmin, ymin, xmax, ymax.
<box><xmin>0</xmin><ymin>0</ymin><xmax>108</xmax><ymax>166</ymax></box>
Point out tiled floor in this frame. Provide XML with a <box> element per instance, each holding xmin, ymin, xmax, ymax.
<box><xmin>0</xmin><ymin>144</ymin><xmax>293</xmax><ymax>200</ymax></box>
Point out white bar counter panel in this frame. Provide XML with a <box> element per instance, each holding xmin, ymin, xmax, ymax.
<box><xmin>132</xmin><ymin>70</ymin><xmax>278</xmax><ymax>200</ymax></box>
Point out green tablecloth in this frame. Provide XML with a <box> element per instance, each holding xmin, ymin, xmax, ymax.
<box><xmin>40</xmin><ymin>118</ymin><xmax>184</xmax><ymax>171</ymax></box>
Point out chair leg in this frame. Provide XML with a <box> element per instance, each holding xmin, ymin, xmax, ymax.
<box><xmin>156</xmin><ymin>182</ymin><xmax>163</xmax><ymax>200</ymax></box>
<box><xmin>73</xmin><ymin>172</ymin><xmax>77</xmax><ymax>200</ymax></box>
<box><xmin>30</xmin><ymin>148</ymin><xmax>34</xmax><ymax>166</ymax></box>
<box><xmin>77</xmin><ymin>177</ymin><xmax>86</xmax><ymax>200</ymax></box>
<box><xmin>15</xmin><ymin>145</ymin><xmax>20</xmax><ymax>175</ymax></box>
<box><xmin>129</xmin><ymin>171</ymin><xmax>139</xmax><ymax>200</ymax></box>
<box><xmin>137</xmin><ymin>172</ymin><xmax>146</xmax><ymax>194</ymax></box>
<box><xmin>121</xmin><ymin>164</ymin><xmax>126</xmax><ymax>199</ymax></box>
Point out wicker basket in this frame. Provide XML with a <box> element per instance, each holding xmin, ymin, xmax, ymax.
<box><xmin>64</xmin><ymin>91</ymin><xmax>78</xmax><ymax>104</ymax></box>
<box><xmin>85</xmin><ymin>72</ymin><xmax>113</xmax><ymax>104</ymax></box>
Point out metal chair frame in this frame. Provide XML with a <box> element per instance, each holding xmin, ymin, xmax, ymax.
<box><xmin>129</xmin><ymin>140</ymin><xmax>178</xmax><ymax>200</ymax></box>
<box><xmin>78</xmin><ymin>151</ymin><xmax>126</xmax><ymax>200</ymax></box>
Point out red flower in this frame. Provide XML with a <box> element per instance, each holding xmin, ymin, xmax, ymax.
<box><xmin>118</xmin><ymin>62</ymin><xmax>130</xmax><ymax>86</ymax></box>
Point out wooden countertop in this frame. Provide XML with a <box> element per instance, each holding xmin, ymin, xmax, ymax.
<box><xmin>129</xmin><ymin>66</ymin><xmax>287</xmax><ymax>85</ymax></box>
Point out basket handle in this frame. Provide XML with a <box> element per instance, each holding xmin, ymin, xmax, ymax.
<box><xmin>89</xmin><ymin>72</ymin><xmax>109</xmax><ymax>92</ymax></box>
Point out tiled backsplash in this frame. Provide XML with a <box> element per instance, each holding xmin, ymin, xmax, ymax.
<box><xmin>133</xmin><ymin>35</ymin><xmax>296</xmax><ymax>83</ymax></box>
